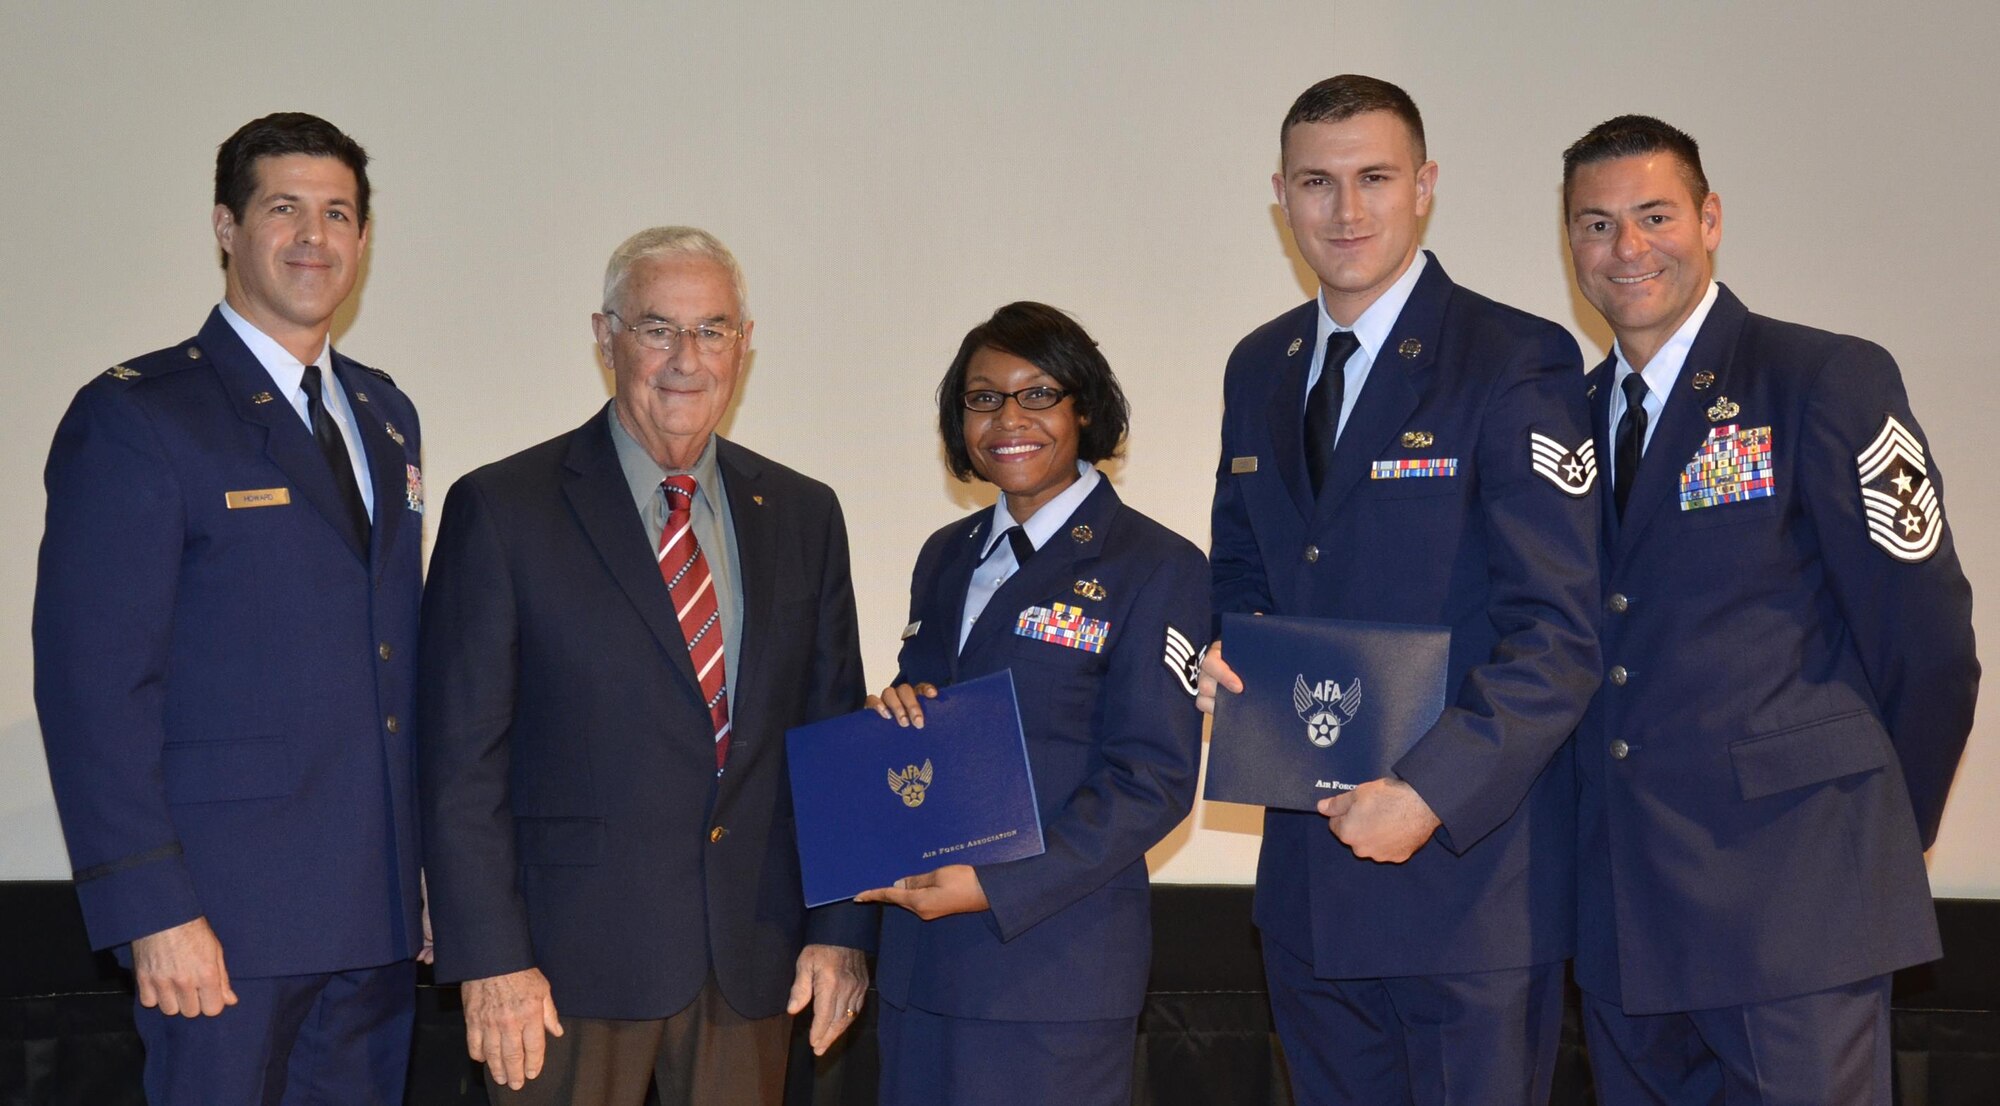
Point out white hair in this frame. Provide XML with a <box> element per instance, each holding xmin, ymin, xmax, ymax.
<box><xmin>600</xmin><ymin>225</ymin><xmax>749</xmax><ymax>319</ymax></box>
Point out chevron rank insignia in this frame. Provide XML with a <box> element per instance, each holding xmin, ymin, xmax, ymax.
<box><xmin>1163</xmin><ymin>626</ymin><xmax>1202</xmax><ymax>697</ymax></box>
<box><xmin>1529</xmin><ymin>433</ymin><xmax>1597</xmax><ymax>496</ymax></box>
<box><xmin>1857</xmin><ymin>415</ymin><xmax>1942</xmax><ymax>562</ymax></box>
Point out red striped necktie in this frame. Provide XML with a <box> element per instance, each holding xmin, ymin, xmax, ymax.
<box><xmin>659</xmin><ymin>476</ymin><xmax>730</xmax><ymax>771</ymax></box>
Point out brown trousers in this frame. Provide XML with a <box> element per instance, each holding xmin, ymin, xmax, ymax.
<box><xmin>486</xmin><ymin>975</ymin><xmax>790</xmax><ymax>1106</ymax></box>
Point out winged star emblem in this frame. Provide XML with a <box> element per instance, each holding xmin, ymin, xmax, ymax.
<box><xmin>888</xmin><ymin>760</ymin><xmax>934</xmax><ymax>807</ymax></box>
<box><xmin>1293</xmin><ymin>674</ymin><xmax>1362</xmax><ymax>748</ymax></box>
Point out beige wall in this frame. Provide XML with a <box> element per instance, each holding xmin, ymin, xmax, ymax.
<box><xmin>3</xmin><ymin>0</ymin><xmax>1993</xmax><ymax>893</ymax></box>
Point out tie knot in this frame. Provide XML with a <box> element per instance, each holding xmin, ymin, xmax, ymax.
<box><xmin>300</xmin><ymin>364</ymin><xmax>324</xmax><ymax>394</ymax></box>
<box><xmin>663</xmin><ymin>475</ymin><xmax>697</xmax><ymax>510</ymax></box>
<box><xmin>1325</xmin><ymin>330</ymin><xmax>1360</xmax><ymax>362</ymax></box>
<box><xmin>1621</xmin><ymin>372</ymin><xmax>1650</xmax><ymax>408</ymax></box>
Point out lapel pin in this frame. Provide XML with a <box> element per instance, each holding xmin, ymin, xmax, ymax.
<box><xmin>752</xmin><ymin>495</ymin><xmax>764</xmax><ymax>506</ymax></box>
<box><xmin>1070</xmin><ymin>524</ymin><xmax>1094</xmax><ymax>544</ymax></box>
<box><xmin>104</xmin><ymin>365</ymin><xmax>141</xmax><ymax>380</ymax></box>
<box><xmin>1398</xmin><ymin>338</ymin><xmax>1422</xmax><ymax>359</ymax></box>
<box><xmin>1073</xmin><ymin>579</ymin><xmax>1106</xmax><ymax>601</ymax></box>
<box><xmin>1691</xmin><ymin>370</ymin><xmax>1715</xmax><ymax>390</ymax></box>
<box><xmin>250</xmin><ymin>391</ymin><xmax>274</xmax><ymax>405</ymax></box>
<box><xmin>1706</xmin><ymin>396</ymin><xmax>1741</xmax><ymax>422</ymax></box>
<box><xmin>1401</xmin><ymin>430</ymin><xmax>1434</xmax><ymax>449</ymax></box>
<box><xmin>384</xmin><ymin>422</ymin><xmax>405</xmax><ymax>446</ymax></box>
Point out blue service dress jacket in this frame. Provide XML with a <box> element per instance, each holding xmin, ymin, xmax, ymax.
<box><xmin>1209</xmin><ymin>254</ymin><xmax>1603</xmax><ymax>979</ymax></box>
<box><xmin>418</xmin><ymin>411</ymin><xmax>874</xmax><ymax>1021</ymax></box>
<box><xmin>875</xmin><ymin>478</ymin><xmax>1208</xmax><ymax>1022</ymax></box>
<box><xmin>33</xmin><ymin>308</ymin><xmax>426</xmax><ymax>977</ymax></box>
<box><xmin>1574</xmin><ymin>285</ymin><xmax>1979</xmax><ymax>1015</ymax></box>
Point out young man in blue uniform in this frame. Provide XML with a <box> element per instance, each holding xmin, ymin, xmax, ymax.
<box><xmin>1198</xmin><ymin>75</ymin><xmax>1603</xmax><ymax>1106</ymax></box>
<box><xmin>1562</xmin><ymin>114</ymin><xmax>1978</xmax><ymax>1106</ymax></box>
<box><xmin>33</xmin><ymin>113</ymin><xmax>425</xmax><ymax>1105</ymax></box>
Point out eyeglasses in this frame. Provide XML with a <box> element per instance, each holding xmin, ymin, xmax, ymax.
<box><xmin>962</xmin><ymin>386</ymin><xmax>1071</xmax><ymax>412</ymax></box>
<box><xmin>606</xmin><ymin>312</ymin><xmax>743</xmax><ymax>354</ymax></box>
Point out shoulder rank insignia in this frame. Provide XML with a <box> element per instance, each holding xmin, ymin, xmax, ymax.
<box><xmin>1529</xmin><ymin>433</ymin><xmax>1598</xmax><ymax>496</ymax></box>
<box><xmin>1680</xmin><ymin>424</ymin><xmax>1774</xmax><ymax>512</ymax></box>
<box><xmin>384</xmin><ymin>422</ymin><xmax>405</xmax><ymax>446</ymax></box>
<box><xmin>1857</xmin><ymin>415</ymin><xmax>1941</xmax><ymax>562</ymax></box>
<box><xmin>359</xmin><ymin>364</ymin><xmax>397</xmax><ymax>385</ymax></box>
<box><xmin>1287</xmin><ymin>338</ymin><xmax>1303</xmax><ymax>356</ymax></box>
<box><xmin>104</xmin><ymin>364</ymin><xmax>141</xmax><ymax>381</ymax></box>
<box><xmin>888</xmin><ymin>760</ymin><xmax>933</xmax><ymax>807</ymax></box>
<box><xmin>1706</xmin><ymin>396</ymin><xmax>1740</xmax><ymax>422</ymax></box>
<box><xmin>1398</xmin><ymin>338</ymin><xmax>1422</xmax><ymax>359</ymax></box>
<box><xmin>1401</xmin><ymin>430</ymin><xmax>1434</xmax><ymax>449</ymax></box>
<box><xmin>1163</xmin><ymin>626</ymin><xmax>1201</xmax><ymax>697</ymax></box>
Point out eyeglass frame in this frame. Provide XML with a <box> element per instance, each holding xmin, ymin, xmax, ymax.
<box><xmin>960</xmin><ymin>385</ymin><xmax>1073</xmax><ymax>412</ymax></box>
<box><xmin>603</xmin><ymin>311</ymin><xmax>745</xmax><ymax>354</ymax></box>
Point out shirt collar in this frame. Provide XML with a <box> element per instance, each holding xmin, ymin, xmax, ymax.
<box><xmin>217</xmin><ymin>299</ymin><xmax>331</xmax><ymax>394</ymax></box>
<box><xmin>1613</xmin><ymin>279</ymin><xmax>1721</xmax><ymax>399</ymax></box>
<box><xmin>1317</xmin><ymin>249</ymin><xmax>1429</xmax><ymax>361</ymax></box>
<box><xmin>980</xmin><ymin>461</ymin><xmax>1102</xmax><ymax>558</ymax></box>
<box><xmin>607</xmin><ymin>402</ymin><xmax>722</xmax><ymax>513</ymax></box>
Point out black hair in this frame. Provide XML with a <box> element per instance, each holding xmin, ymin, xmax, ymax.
<box><xmin>1562</xmin><ymin>114</ymin><xmax>1709</xmax><ymax>218</ymax></box>
<box><xmin>936</xmin><ymin>302</ymin><xmax>1130</xmax><ymax>482</ymax></box>
<box><xmin>1281</xmin><ymin>74</ymin><xmax>1426</xmax><ymax>164</ymax></box>
<box><xmin>214</xmin><ymin>113</ymin><xmax>370</xmax><ymax>268</ymax></box>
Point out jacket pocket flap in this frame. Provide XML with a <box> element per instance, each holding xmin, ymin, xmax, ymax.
<box><xmin>1730</xmin><ymin>710</ymin><xmax>1890</xmax><ymax>801</ymax></box>
<box><xmin>162</xmin><ymin>737</ymin><xmax>293</xmax><ymax>804</ymax></box>
<box><xmin>515</xmin><ymin>817</ymin><xmax>606</xmax><ymax>866</ymax></box>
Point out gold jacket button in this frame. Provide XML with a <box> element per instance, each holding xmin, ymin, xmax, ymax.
<box><xmin>1610</xmin><ymin>739</ymin><xmax>1631</xmax><ymax>760</ymax></box>
<box><xmin>709</xmin><ymin>826</ymin><xmax>727</xmax><ymax>843</ymax></box>
<box><xmin>385</xmin><ymin>715</ymin><xmax>401</xmax><ymax>733</ymax></box>
<box><xmin>378</xmin><ymin>642</ymin><xmax>393</xmax><ymax>660</ymax></box>
<box><xmin>1608</xmin><ymin>665</ymin><xmax>1628</xmax><ymax>687</ymax></box>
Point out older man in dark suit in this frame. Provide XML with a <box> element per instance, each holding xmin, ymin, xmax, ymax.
<box><xmin>419</xmin><ymin>226</ymin><xmax>872</xmax><ymax>1105</ymax></box>
<box><xmin>1563</xmin><ymin>115</ymin><xmax>1977</xmax><ymax>1106</ymax></box>
<box><xmin>34</xmin><ymin>113</ymin><xmax>425</xmax><ymax>1106</ymax></box>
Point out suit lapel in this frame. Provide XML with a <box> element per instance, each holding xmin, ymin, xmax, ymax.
<box><xmin>1613</xmin><ymin>287</ymin><xmax>1749</xmax><ymax>556</ymax></box>
<box><xmin>936</xmin><ymin>516</ymin><xmax>989</xmax><ymax>684</ymax></box>
<box><xmin>559</xmin><ymin>412</ymin><xmax>706</xmax><ymax>710</ymax></box>
<box><xmin>715</xmin><ymin>441</ymin><xmax>772</xmax><ymax>769</ymax></box>
<box><xmin>1588</xmin><ymin>358</ymin><xmax>1618</xmax><ymax>547</ymax></box>
<box><xmin>1263</xmin><ymin>303</ymin><xmax>1320</xmax><ymax>518</ymax></box>
<box><xmin>333</xmin><ymin>357</ymin><xmax>405</xmax><ymax>579</ymax></box>
<box><xmin>202</xmin><ymin>310</ymin><xmax>368</xmax><ymax>563</ymax></box>
<box><xmin>960</xmin><ymin>479</ymin><xmax>1118</xmax><ymax>664</ymax></box>
<box><xmin>1309</xmin><ymin>256</ymin><xmax>1445</xmax><ymax>526</ymax></box>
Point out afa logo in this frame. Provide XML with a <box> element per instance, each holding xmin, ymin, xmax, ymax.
<box><xmin>888</xmin><ymin>760</ymin><xmax>934</xmax><ymax>807</ymax></box>
<box><xmin>1293</xmin><ymin>674</ymin><xmax>1362</xmax><ymax>748</ymax></box>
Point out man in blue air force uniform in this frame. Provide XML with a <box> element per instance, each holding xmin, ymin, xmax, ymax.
<box><xmin>1199</xmin><ymin>75</ymin><xmax>1603</xmax><ymax>1106</ymax></box>
<box><xmin>1561</xmin><ymin>114</ymin><xmax>1977</xmax><ymax>1106</ymax></box>
<box><xmin>33</xmin><ymin>113</ymin><xmax>425</xmax><ymax>1105</ymax></box>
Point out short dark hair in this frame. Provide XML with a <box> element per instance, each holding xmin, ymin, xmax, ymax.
<box><xmin>936</xmin><ymin>302</ymin><xmax>1130</xmax><ymax>483</ymax></box>
<box><xmin>214</xmin><ymin>113</ymin><xmax>371</xmax><ymax>268</ymax></box>
<box><xmin>1562</xmin><ymin>115</ymin><xmax>1709</xmax><ymax>218</ymax></box>
<box><xmin>1281</xmin><ymin>75</ymin><xmax>1426</xmax><ymax>164</ymax></box>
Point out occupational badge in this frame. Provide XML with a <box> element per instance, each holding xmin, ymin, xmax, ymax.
<box><xmin>1293</xmin><ymin>673</ymin><xmax>1361</xmax><ymax>748</ymax></box>
<box><xmin>1163</xmin><ymin>626</ymin><xmax>1201</xmax><ymax>697</ymax></box>
<box><xmin>887</xmin><ymin>760</ymin><xmax>934</xmax><ymax>808</ymax></box>
<box><xmin>1856</xmin><ymin>415</ymin><xmax>1942</xmax><ymax>562</ymax></box>
<box><xmin>1706</xmin><ymin>396</ymin><xmax>1741</xmax><ymax>422</ymax></box>
<box><xmin>1072</xmin><ymin>578</ymin><xmax>1106</xmax><ymax>601</ymax></box>
<box><xmin>1529</xmin><ymin>432</ymin><xmax>1598</xmax><ymax>496</ymax></box>
<box><xmin>405</xmin><ymin>464</ymin><xmax>425</xmax><ymax>513</ymax></box>
<box><xmin>1679</xmin><ymin>424</ymin><xmax>1774</xmax><ymax>511</ymax></box>
<box><xmin>1401</xmin><ymin>430</ymin><xmax>1435</xmax><ymax>449</ymax></box>
<box><xmin>1016</xmin><ymin>603</ymin><xmax>1110</xmax><ymax>653</ymax></box>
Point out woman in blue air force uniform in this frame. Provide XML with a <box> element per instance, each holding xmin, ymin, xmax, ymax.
<box><xmin>858</xmin><ymin>302</ymin><xmax>1209</xmax><ymax>1105</ymax></box>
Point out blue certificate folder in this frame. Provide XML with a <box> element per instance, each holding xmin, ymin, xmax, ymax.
<box><xmin>786</xmin><ymin>670</ymin><xmax>1045</xmax><ymax>907</ymax></box>
<box><xmin>1204</xmin><ymin>614</ymin><xmax>1450</xmax><ymax>812</ymax></box>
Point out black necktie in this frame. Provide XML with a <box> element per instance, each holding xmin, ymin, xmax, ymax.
<box><xmin>1304</xmin><ymin>331</ymin><xmax>1360</xmax><ymax>496</ymax></box>
<box><xmin>1613</xmin><ymin>372</ymin><xmax>1651</xmax><ymax>518</ymax></box>
<box><xmin>301</xmin><ymin>365</ymin><xmax>370</xmax><ymax>549</ymax></box>
<box><xmin>985</xmin><ymin>525</ymin><xmax>1035</xmax><ymax>567</ymax></box>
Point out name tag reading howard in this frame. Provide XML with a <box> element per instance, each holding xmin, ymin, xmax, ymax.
<box><xmin>786</xmin><ymin>670</ymin><xmax>1044</xmax><ymax>906</ymax></box>
<box><xmin>225</xmin><ymin>488</ymin><xmax>291</xmax><ymax>509</ymax></box>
